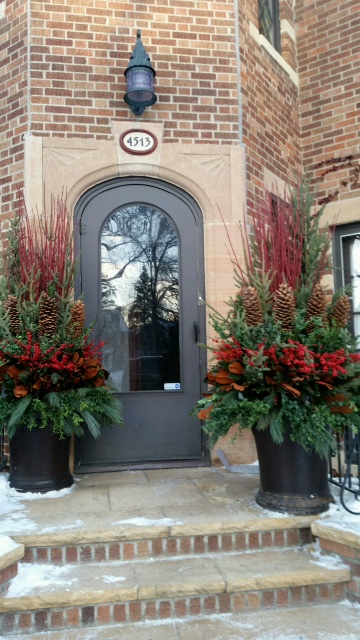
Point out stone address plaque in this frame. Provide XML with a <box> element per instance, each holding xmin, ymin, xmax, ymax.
<box><xmin>120</xmin><ymin>129</ymin><xmax>158</xmax><ymax>155</ymax></box>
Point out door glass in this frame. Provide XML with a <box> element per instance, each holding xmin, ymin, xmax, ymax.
<box><xmin>101</xmin><ymin>204</ymin><xmax>180</xmax><ymax>392</ymax></box>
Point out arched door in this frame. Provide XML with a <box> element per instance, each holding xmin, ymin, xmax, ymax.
<box><xmin>75</xmin><ymin>178</ymin><xmax>207</xmax><ymax>469</ymax></box>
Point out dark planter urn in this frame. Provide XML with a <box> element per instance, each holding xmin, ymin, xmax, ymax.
<box><xmin>8</xmin><ymin>424</ymin><xmax>74</xmax><ymax>493</ymax></box>
<box><xmin>252</xmin><ymin>426</ymin><xmax>333</xmax><ymax>515</ymax></box>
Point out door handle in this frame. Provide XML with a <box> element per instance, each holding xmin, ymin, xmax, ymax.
<box><xmin>193</xmin><ymin>321</ymin><xmax>199</xmax><ymax>343</ymax></box>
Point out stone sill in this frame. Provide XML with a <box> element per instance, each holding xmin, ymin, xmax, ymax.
<box><xmin>248</xmin><ymin>21</ymin><xmax>299</xmax><ymax>88</ymax></box>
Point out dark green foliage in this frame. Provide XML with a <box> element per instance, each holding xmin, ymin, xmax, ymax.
<box><xmin>1</xmin><ymin>386</ymin><xmax>122</xmax><ymax>439</ymax></box>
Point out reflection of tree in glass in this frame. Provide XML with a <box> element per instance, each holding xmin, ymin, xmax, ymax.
<box><xmin>101</xmin><ymin>205</ymin><xmax>180</xmax><ymax>390</ymax></box>
<box><xmin>101</xmin><ymin>279</ymin><xmax>117</xmax><ymax>310</ymax></box>
<box><xmin>101</xmin><ymin>205</ymin><xmax>179</xmax><ymax>320</ymax></box>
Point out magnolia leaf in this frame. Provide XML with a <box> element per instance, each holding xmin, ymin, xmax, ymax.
<box><xmin>83</xmin><ymin>366</ymin><xmax>99</xmax><ymax>380</ymax></box>
<box><xmin>231</xmin><ymin>383</ymin><xmax>247</xmax><ymax>392</ymax></box>
<box><xmin>7</xmin><ymin>365</ymin><xmax>21</xmax><ymax>380</ymax></box>
<box><xmin>198</xmin><ymin>406</ymin><xmax>213</xmax><ymax>420</ymax></box>
<box><xmin>316</xmin><ymin>380</ymin><xmax>334</xmax><ymax>390</ymax></box>
<box><xmin>13</xmin><ymin>384</ymin><xmax>30</xmax><ymax>398</ymax></box>
<box><xmin>228</xmin><ymin>362</ymin><xmax>244</xmax><ymax>374</ymax></box>
<box><xmin>281</xmin><ymin>383</ymin><xmax>301</xmax><ymax>397</ymax></box>
<box><xmin>205</xmin><ymin>372</ymin><xmax>216</xmax><ymax>384</ymax></box>
<box><xmin>92</xmin><ymin>375</ymin><xmax>105</xmax><ymax>387</ymax></box>
<box><xmin>330</xmin><ymin>405</ymin><xmax>354</xmax><ymax>414</ymax></box>
<box><xmin>214</xmin><ymin>371</ymin><xmax>233</xmax><ymax>385</ymax></box>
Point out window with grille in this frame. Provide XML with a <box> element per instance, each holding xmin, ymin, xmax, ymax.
<box><xmin>258</xmin><ymin>0</ymin><xmax>281</xmax><ymax>53</ymax></box>
<box><xmin>333</xmin><ymin>223</ymin><xmax>360</xmax><ymax>349</ymax></box>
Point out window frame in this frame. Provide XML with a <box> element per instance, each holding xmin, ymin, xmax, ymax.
<box><xmin>333</xmin><ymin>222</ymin><xmax>360</xmax><ymax>346</ymax></box>
<box><xmin>258</xmin><ymin>0</ymin><xmax>281</xmax><ymax>54</ymax></box>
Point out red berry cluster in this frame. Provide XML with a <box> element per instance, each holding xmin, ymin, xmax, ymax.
<box><xmin>212</xmin><ymin>338</ymin><xmax>243</xmax><ymax>362</ymax></box>
<box><xmin>316</xmin><ymin>349</ymin><xmax>347</xmax><ymax>377</ymax></box>
<box><xmin>279</xmin><ymin>341</ymin><xmax>316</xmax><ymax>375</ymax></box>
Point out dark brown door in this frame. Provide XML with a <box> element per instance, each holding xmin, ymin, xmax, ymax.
<box><xmin>75</xmin><ymin>178</ymin><xmax>206</xmax><ymax>469</ymax></box>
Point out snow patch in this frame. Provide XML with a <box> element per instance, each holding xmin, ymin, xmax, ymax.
<box><xmin>310</xmin><ymin>545</ymin><xmax>348</xmax><ymax>570</ymax></box>
<box><xmin>317</xmin><ymin>484</ymin><xmax>360</xmax><ymax>536</ymax></box>
<box><xmin>39</xmin><ymin>519</ymin><xmax>84</xmax><ymax>534</ymax></box>
<box><xmin>111</xmin><ymin>517</ymin><xmax>184</xmax><ymax>527</ymax></box>
<box><xmin>0</xmin><ymin>536</ymin><xmax>19</xmax><ymax>554</ymax></box>
<box><xmin>250</xmin><ymin>499</ymin><xmax>291</xmax><ymax>518</ymax></box>
<box><xmin>102</xmin><ymin>575</ymin><xmax>127</xmax><ymax>584</ymax></box>
<box><xmin>0</xmin><ymin>476</ymin><xmax>37</xmax><ymax>533</ymax></box>
<box><xmin>5</xmin><ymin>564</ymin><xmax>77</xmax><ymax>598</ymax></box>
<box><xmin>8</xmin><ymin>485</ymin><xmax>75</xmax><ymax>501</ymax></box>
<box><xmin>0</xmin><ymin>475</ymin><xmax>77</xmax><ymax>535</ymax></box>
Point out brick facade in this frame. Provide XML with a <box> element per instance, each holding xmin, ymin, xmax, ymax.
<box><xmin>1</xmin><ymin>1</ymin><xmax>304</xmax><ymax>211</ymax></box>
<box><xmin>239</xmin><ymin>0</ymin><xmax>300</xmax><ymax>205</ymax></box>
<box><xmin>2</xmin><ymin>1</ymin><xmax>358</xmax><ymax>215</ymax></box>
<box><xmin>296</xmin><ymin>0</ymin><xmax>360</xmax><ymax>203</ymax></box>
<box><xmin>1</xmin><ymin>0</ymin><xmax>359</xmax><ymax>469</ymax></box>
<box><xmin>0</xmin><ymin>0</ymin><xmax>29</xmax><ymax>217</ymax></box>
<box><xmin>28</xmin><ymin>0</ymin><xmax>239</xmax><ymax>143</ymax></box>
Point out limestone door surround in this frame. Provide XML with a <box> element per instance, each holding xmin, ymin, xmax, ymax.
<box><xmin>24</xmin><ymin>120</ymin><xmax>247</xmax><ymax>321</ymax></box>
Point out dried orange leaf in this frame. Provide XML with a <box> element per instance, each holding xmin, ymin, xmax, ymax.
<box><xmin>231</xmin><ymin>382</ymin><xmax>247</xmax><ymax>391</ymax></box>
<box><xmin>7</xmin><ymin>365</ymin><xmax>20</xmax><ymax>380</ymax></box>
<box><xmin>197</xmin><ymin>406</ymin><xmax>213</xmax><ymax>420</ymax></box>
<box><xmin>228</xmin><ymin>362</ymin><xmax>244</xmax><ymax>374</ymax></box>
<box><xmin>282</xmin><ymin>383</ymin><xmax>300</xmax><ymax>397</ymax></box>
<box><xmin>84</xmin><ymin>366</ymin><xmax>99</xmax><ymax>380</ymax></box>
<box><xmin>13</xmin><ymin>384</ymin><xmax>29</xmax><ymax>398</ymax></box>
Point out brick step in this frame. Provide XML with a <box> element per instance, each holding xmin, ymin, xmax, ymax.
<box><xmin>0</xmin><ymin>548</ymin><xmax>350</xmax><ymax>636</ymax></box>
<box><xmin>20</xmin><ymin>523</ymin><xmax>314</xmax><ymax>565</ymax></box>
<box><xmin>5</xmin><ymin>602</ymin><xmax>360</xmax><ymax>640</ymax></box>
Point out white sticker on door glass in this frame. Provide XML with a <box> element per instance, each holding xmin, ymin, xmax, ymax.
<box><xmin>164</xmin><ymin>383</ymin><xmax>181</xmax><ymax>390</ymax></box>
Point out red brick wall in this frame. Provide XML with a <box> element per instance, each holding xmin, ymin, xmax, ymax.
<box><xmin>27</xmin><ymin>0</ymin><xmax>240</xmax><ymax>143</ymax></box>
<box><xmin>318</xmin><ymin>537</ymin><xmax>360</xmax><ymax>604</ymax></box>
<box><xmin>4</xmin><ymin>2</ymin><xmax>358</xmax><ymax>212</ymax></box>
<box><xmin>1</xmin><ymin>0</ymin><xmax>304</xmax><ymax>213</ymax></box>
<box><xmin>239</xmin><ymin>1</ymin><xmax>301</xmax><ymax>206</ymax></box>
<box><xmin>0</xmin><ymin>0</ymin><xmax>29</xmax><ymax>217</ymax></box>
<box><xmin>296</xmin><ymin>0</ymin><xmax>360</xmax><ymax>202</ymax></box>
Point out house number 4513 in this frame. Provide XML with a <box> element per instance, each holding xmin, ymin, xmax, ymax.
<box><xmin>120</xmin><ymin>130</ymin><xmax>158</xmax><ymax>155</ymax></box>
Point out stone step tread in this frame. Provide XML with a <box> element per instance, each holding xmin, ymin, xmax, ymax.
<box><xmin>7</xmin><ymin>602</ymin><xmax>360</xmax><ymax>640</ymax></box>
<box><xmin>10</xmin><ymin>514</ymin><xmax>317</xmax><ymax>548</ymax></box>
<box><xmin>0</xmin><ymin>548</ymin><xmax>350</xmax><ymax>613</ymax></box>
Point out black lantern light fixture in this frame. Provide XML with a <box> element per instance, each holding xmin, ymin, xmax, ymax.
<box><xmin>124</xmin><ymin>30</ymin><xmax>157</xmax><ymax>116</ymax></box>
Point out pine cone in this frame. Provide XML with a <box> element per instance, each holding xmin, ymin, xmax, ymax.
<box><xmin>38</xmin><ymin>292</ymin><xmax>59</xmax><ymax>337</ymax></box>
<box><xmin>5</xmin><ymin>294</ymin><xmax>21</xmax><ymax>335</ymax></box>
<box><xmin>69</xmin><ymin>300</ymin><xmax>85</xmax><ymax>338</ymax></box>
<box><xmin>241</xmin><ymin>286</ymin><xmax>263</xmax><ymax>326</ymax></box>
<box><xmin>273</xmin><ymin>283</ymin><xmax>296</xmax><ymax>331</ymax></box>
<box><xmin>306</xmin><ymin>284</ymin><xmax>327</xmax><ymax>332</ymax></box>
<box><xmin>329</xmin><ymin>294</ymin><xmax>351</xmax><ymax>327</ymax></box>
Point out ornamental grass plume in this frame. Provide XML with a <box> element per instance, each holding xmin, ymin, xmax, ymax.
<box><xmin>194</xmin><ymin>179</ymin><xmax>360</xmax><ymax>459</ymax></box>
<box><xmin>0</xmin><ymin>193</ymin><xmax>123</xmax><ymax>439</ymax></box>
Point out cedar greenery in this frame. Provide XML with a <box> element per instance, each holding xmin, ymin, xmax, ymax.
<box><xmin>0</xmin><ymin>194</ymin><xmax>123</xmax><ymax>438</ymax></box>
<box><xmin>194</xmin><ymin>181</ymin><xmax>360</xmax><ymax>459</ymax></box>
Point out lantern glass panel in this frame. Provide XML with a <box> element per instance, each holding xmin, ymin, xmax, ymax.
<box><xmin>126</xmin><ymin>68</ymin><xmax>154</xmax><ymax>104</ymax></box>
